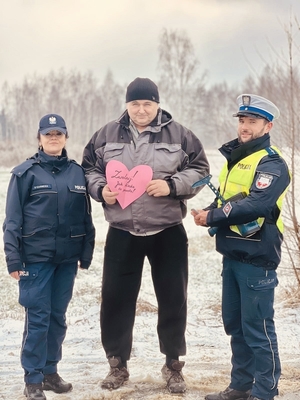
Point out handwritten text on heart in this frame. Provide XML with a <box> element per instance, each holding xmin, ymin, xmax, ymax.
<box><xmin>106</xmin><ymin>160</ymin><xmax>153</xmax><ymax>209</ymax></box>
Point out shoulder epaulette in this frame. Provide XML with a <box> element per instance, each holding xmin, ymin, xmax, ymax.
<box><xmin>11</xmin><ymin>158</ymin><xmax>39</xmax><ymax>177</ymax></box>
<box><xmin>70</xmin><ymin>158</ymin><xmax>85</xmax><ymax>171</ymax></box>
<box><xmin>265</xmin><ymin>146</ymin><xmax>279</xmax><ymax>157</ymax></box>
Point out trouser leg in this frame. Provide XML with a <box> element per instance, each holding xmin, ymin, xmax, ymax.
<box><xmin>149</xmin><ymin>224</ymin><xmax>188</xmax><ymax>357</ymax></box>
<box><xmin>19</xmin><ymin>263</ymin><xmax>54</xmax><ymax>384</ymax></box>
<box><xmin>43</xmin><ymin>262</ymin><xmax>77</xmax><ymax>375</ymax></box>
<box><xmin>222</xmin><ymin>257</ymin><xmax>255</xmax><ymax>392</ymax></box>
<box><xmin>239</xmin><ymin>263</ymin><xmax>280</xmax><ymax>399</ymax></box>
<box><xmin>100</xmin><ymin>227</ymin><xmax>145</xmax><ymax>362</ymax></box>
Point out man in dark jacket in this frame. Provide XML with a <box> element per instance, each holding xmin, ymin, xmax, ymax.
<box><xmin>82</xmin><ymin>77</ymin><xmax>210</xmax><ymax>393</ymax></box>
<box><xmin>192</xmin><ymin>94</ymin><xmax>290</xmax><ymax>400</ymax></box>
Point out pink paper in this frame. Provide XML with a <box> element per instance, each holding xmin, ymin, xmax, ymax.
<box><xmin>106</xmin><ymin>160</ymin><xmax>153</xmax><ymax>209</ymax></box>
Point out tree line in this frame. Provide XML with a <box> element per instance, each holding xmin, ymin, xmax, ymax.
<box><xmin>1</xmin><ymin>25</ymin><xmax>299</xmax><ymax>164</ymax></box>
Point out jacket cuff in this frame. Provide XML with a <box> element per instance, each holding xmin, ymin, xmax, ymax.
<box><xmin>8</xmin><ymin>263</ymin><xmax>22</xmax><ymax>274</ymax></box>
<box><xmin>97</xmin><ymin>186</ymin><xmax>105</xmax><ymax>202</ymax></box>
<box><xmin>80</xmin><ymin>261</ymin><xmax>90</xmax><ymax>270</ymax></box>
<box><xmin>166</xmin><ymin>179</ymin><xmax>176</xmax><ymax>197</ymax></box>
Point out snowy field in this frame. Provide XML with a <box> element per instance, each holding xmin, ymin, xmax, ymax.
<box><xmin>0</xmin><ymin>150</ymin><xmax>300</xmax><ymax>400</ymax></box>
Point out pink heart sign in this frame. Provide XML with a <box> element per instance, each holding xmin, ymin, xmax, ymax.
<box><xmin>106</xmin><ymin>160</ymin><xmax>153</xmax><ymax>209</ymax></box>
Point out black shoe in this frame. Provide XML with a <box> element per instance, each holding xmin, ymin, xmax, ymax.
<box><xmin>161</xmin><ymin>359</ymin><xmax>186</xmax><ymax>393</ymax></box>
<box><xmin>43</xmin><ymin>372</ymin><xmax>72</xmax><ymax>393</ymax></box>
<box><xmin>101</xmin><ymin>357</ymin><xmax>129</xmax><ymax>390</ymax></box>
<box><xmin>205</xmin><ymin>386</ymin><xmax>251</xmax><ymax>400</ymax></box>
<box><xmin>24</xmin><ymin>384</ymin><xmax>46</xmax><ymax>400</ymax></box>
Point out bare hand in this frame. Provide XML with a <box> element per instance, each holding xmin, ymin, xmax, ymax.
<box><xmin>102</xmin><ymin>184</ymin><xmax>119</xmax><ymax>204</ymax></box>
<box><xmin>146</xmin><ymin>180</ymin><xmax>170</xmax><ymax>197</ymax></box>
<box><xmin>10</xmin><ymin>271</ymin><xmax>20</xmax><ymax>281</ymax></box>
<box><xmin>191</xmin><ymin>209</ymin><xmax>209</xmax><ymax>226</ymax></box>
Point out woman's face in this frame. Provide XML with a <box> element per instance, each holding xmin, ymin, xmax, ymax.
<box><xmin>39</xmin><ymin>130</ymin><xmax>67</xmax><ymax>156</ymax></box>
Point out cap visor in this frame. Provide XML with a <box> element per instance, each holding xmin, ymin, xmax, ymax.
<box><xmin>39</xmin><ymin>127</ymin><xmax>67</xmax><ymax>135</ymax></box>
<box><xmin>232</xmin><ymin>111</ymin><xmax>268</xmax><ymax>119</ymax></box>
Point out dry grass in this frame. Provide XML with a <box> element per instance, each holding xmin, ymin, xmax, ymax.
<box><xmin>279</xmin><ymin>285</ymin><xmax>300</xmax><ymax>308</ymax></box>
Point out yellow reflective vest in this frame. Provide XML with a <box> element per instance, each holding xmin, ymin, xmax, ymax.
<box><xmin>218</xmin><ymin>147</ymin><xmax>287</xmax><ymax>235</ymax></box>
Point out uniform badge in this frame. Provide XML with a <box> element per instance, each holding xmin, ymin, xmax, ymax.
<box><xmin>223</xmin><ymin>202</ymin><xmax>232</xmax><ymax>217</ymax></box>
<box><xmin>256</xmin><ymin>173</ymin><xmax>273</xmax><ymax>189</ymax></box>
<box><xmin>242</xmin><ymin>95</ymin><xmax>251</xmax><ymax>106</ymax></box>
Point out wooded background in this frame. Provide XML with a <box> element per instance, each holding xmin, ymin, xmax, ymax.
<box><xmin>1</xmin><ymin>19</ymin><xmax>299</xmax><ymax>165</ymax></box>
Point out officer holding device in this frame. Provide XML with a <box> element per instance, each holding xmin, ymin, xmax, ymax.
<box><xmin>191</xmin><ymin>94</ymin><xmax>290</xmax><ymax>400</ymax></box>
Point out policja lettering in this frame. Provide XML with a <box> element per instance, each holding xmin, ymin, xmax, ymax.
<box><xmin>237</xmin><ymin>163</ymin><xmax>251</xmax><ymax>170</ymax></box>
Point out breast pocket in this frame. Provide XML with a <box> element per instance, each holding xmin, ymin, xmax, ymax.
<box><xmin>68</xmin><ymin>184</ymin><xmax>90</xmax><ymax>215</ymax></box>
<box><xmin>154</xmin><ymin>143</ymin><xmax>184</xmax><ymax>174</ymax></box>
<box><xmin>102</xmin><ymin>143</ymin><xmax>125</xmax><ymax>164</ymax></box>
<box><xmin>30</xmin><ymin>184</ymin><xmax>57</xmax><ymax>197</ymax></box>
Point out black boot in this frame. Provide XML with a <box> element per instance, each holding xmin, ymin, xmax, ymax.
<box><xmin>101</xmin><ymin>356</ymin><xmax>129</xmax><ymax>390</ymax></box>
<box><xmin>161</xmin><ymin>359</ymin><xmax>186</xmax><ymax>393</ymax></box>
<box><xmin>205</xmin><ymin>386</ymin><xmax>251</xmax><ymax>400</ymax></box>
<box><xmin>43</xmin><ymin>372</ymin><xmax>72</xmax><ymax>393</ymax></box>
<box><xmin>24</xmin><ymin>383</ymin><xmax>46</xmax><ymax>400</ymax></box>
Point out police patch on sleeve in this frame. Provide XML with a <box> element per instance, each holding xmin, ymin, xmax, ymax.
<box><xmin>223</xmin><ymin>202</ymin><xmax>232</xmax><ymax>217</ymax></box>
<box><xmin>255</xmin><ymin>173</ymin><xmax>273</xmax><ymax>189</ymax></box>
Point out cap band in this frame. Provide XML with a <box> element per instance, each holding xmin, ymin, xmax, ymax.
<box><xmin>238</xmin><ymin>105</ymin><xmax>274</xmax><ymax>121</ymax></box>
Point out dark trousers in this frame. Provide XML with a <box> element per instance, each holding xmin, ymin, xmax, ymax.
<box><xmin>19</xmin><ymin>262</ymin><xmax>77</xmax><ymax>383</ymax></box>
<box><xmin>100</xmin><ymin>224</ymin><xmax>188</xmax><ymax>362</ymax></box>
<box><xmin>222</xmin><ymin>257</ymin><xmax>280</xmax><ymax>400</ymax></box>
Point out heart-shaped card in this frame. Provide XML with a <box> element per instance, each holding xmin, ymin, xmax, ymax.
<box><xmin>106</xmin><ymin>160</ymin><xmax>153</xmax><ymax>209</ymax></box>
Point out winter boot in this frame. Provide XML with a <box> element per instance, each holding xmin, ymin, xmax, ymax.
<box><xmin>24</xmin><ymin>383</ymin><xmax>46</xmax><ymax>400</ymax></box>
<box><xmin>43</xmin><ymin>372</ymin><xmax>72</xmax><ymax>393</ymax></box>
<box><xmin>161</xmin><ymin>359</ymin><xmax>186</xmax><ymax>393</ymax></box>
<box><xmin>205</xmin><ymin>386</ymin><xmax>251</xmax><ymax>400</ymax></box>
<box><xmin>101</xmin><ymin>356</ymin><xmax>129</xmax><ymax>390</ymax></box>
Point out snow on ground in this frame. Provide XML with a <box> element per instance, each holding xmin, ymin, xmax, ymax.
<box><xmin>0</xmin><ymin>151</ymin><xmax>300</xmax><ymax>399</ymax></box>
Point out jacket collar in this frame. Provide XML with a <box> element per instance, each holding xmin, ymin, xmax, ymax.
<box><xmin>219</xmin><ymin>134</ymin><xmax>271</xmax><ymax>167</ymax></box>
<box><xmin>36</xmin><ymin>149</ymin><xmax>69</xmax><ymax>172</ymax></box>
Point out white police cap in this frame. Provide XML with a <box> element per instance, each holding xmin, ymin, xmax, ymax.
<box><xmin>233</xmin><ymin>94</ymin><xmax>280</xmax><ymax>122</ymax></box>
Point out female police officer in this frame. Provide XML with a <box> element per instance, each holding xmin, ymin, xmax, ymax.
<box><xmin>3</xmin><ymin>114</ymin><xmax>95</xmax><ymax>400</ymax></box>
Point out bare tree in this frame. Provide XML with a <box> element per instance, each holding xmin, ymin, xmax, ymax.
<box><xmin>156</xmin><ymin>28</ymin><xmax>207</xmax><ymax>128</ymax></box>
<box><xmin>277</xmin><ymin>15</ymin><xmax>300</xmax><ymax>287</ymax></box>
<box><xmin>245</xmin><ymin>14</ymin><xmax>300</xmax><ymax>288</ymax></box>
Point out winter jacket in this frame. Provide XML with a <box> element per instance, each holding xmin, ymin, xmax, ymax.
<box><xmin>3</xmin><ymin>150</ymin><xmax>95</xmax><ymax>274</ymax></box>
<box><xmin>206</xmin><ymin>134</ymin><xmax>290</xmax><ymax>269</ymax></box>
<box><xmin>82</xmin><ymin>109</ymin><xmax>210</xmax><ymax>234</ymax></box>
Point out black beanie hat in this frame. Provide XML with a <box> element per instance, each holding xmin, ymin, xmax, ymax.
<box><xmin>126</xmin><ymin>77</ymin><xmax>160</xmax><ymax>103</ymax></box>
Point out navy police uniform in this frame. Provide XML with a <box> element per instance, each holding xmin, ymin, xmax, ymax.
<box><xmin>3</xmin><ymin>149</ymin><xmax>95</xmax><ymax>384</ymax></box>
<box><xmin>203</xmin><ymin>95</ymin><xmax>290</xmax><ymax>400</ymax></box>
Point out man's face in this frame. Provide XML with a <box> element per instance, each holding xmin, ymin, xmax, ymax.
<box><xmin>126</xmin><ymin>100</ymin><xmax>159</xmax><ymax>130</ymax></box>
<box><xmin>237</xmin><ymin>116</ymin><xmax>273</xmax><ymax>144</ymax></box>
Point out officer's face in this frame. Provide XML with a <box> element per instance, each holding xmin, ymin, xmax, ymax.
<box><xmin>127</xmin><ymin>100</ymin><xmax>159</xmax><ymax>131</ymax></box>
<box><xmin>39</xmin><ymin>130</ymin><xmax>67</xmax><ymax>156</ymax></box>
<box><xmin>237</xmin><ymin>117</ymin><xmax>273</xmax><ymax>143</ymax></box>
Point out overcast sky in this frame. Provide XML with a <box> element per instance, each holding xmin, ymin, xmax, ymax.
<box><xmin>1</xmin><ymin>0</ymin><xmax>300</xmax><ymax>89</ymax></box>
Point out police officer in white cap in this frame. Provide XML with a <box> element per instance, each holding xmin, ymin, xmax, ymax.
<box><xmin>192</xmin><ymin>94</ymin><xmax>291</xmax><ymax>400</ymax></box>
